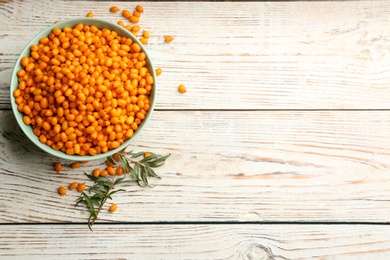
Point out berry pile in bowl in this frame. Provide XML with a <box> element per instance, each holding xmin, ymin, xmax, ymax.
<box><xmin>10</xmin><ymin>17</ymin><xmax>156</xmax><ymax>161</ymax></box>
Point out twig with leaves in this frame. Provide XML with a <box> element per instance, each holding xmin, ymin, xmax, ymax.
<box><xmin>76</xmin><ymin>150</ymin><xmax>170</xmax><ymax>231</ymax></box>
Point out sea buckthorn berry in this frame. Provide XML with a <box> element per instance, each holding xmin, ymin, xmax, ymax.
<box><xmin>77</xmin><ymin>183</ymin><xmax>86</xmax><ymax>192</ymax></box>
<box><xmin>93</xmin><ymin>168</ymin><xmax>101</xmax><ymax>178</ymax></box>
<box><xmin>155</xmin><ymin>68</ymin><xmax>162</xmax><ymax>76</ymax></box>
<box><xmin>131</xmin><ymin>26</ymin><xmax>140</xmax><ymax>32</ymax></box>
<box><xmin>129</xmin><ymin>16</ymin><xmax>139</xmax><ymax>24</ymax></box>
<box><xmin>21</xmin><ymin>56</ymin><xmax>30</xmax><ymax>67</ymax></box>
<box><xmin>144</xmin><ymin>152</ymin><xmax>152</xmax><ymax>158</ymax></box>
<box><xmin>178</xmin><ymin>84</ymin><xmax>186</xmax><ymax>93</ymax></box>
<box><xmin>71</xmin><ymin>162</ymin><xmax>80</xmax><ymax>169</ymax></box>
<box><xmin>106</xmin><ymin>160</ymin><xmax>114</xmax><ymax>167</ymax></box>
<box><xmin>86</xmin><ymin>12</ymin><xmax>94</xmax><ymax>17</ymax></box>
<box><xmin>165</xmin><ymin>35</ymin><xmax>174</xmax><ymax>43</ymax></box>
<box><xmin>116</xmin><ymin>166</ymin><xmax>124</xmax><ymax>176</ymax></box>
<box><xmin>107</xmin><ymin>166</ymin><xmax>116</xmax><ymax>175</ymax></box>
<box><xmin>69</xmin><ymin>182</ymin><xmax>79</xmax><ymax>190</ymax></box>
<box><xmin>139</xmin><ymin>38</ymin><xmax>148</xmax><ymax>45</ymax></box>
<box><xmin>131</xmin><ymin>43</ymin><xmax>141</xmax><ymax>53</ymax></box>
<box><xmin>133</xmin><ymin>11</ymin><xmax>141</xmax><ymax>18</ymax></box>
<box><xmin>110</xmin><ymin>6</ymin><xmax>119</xmax><ymax>13</ymax></box>
<box><xmin>143</xmin><ymin>31</ymin><xmax>150</xmax><ymax>39</ymax></box>
<box><xmin>109</xmin><ymin>204</ymin><xmax>117</xmax><ymax>212</ymax></box>
<box><xmin>122</xmin><ymin>9</ymin><xmax>131</xmax><ymax>19</ymax></box>
<box><xmin>136</xmin><ymin>5</ymin><xmax>144</xmax><ymax>13</ymax></box>
<box><xmin>113</xmin><ymin>153</ymin><xmax>120</xmax><ymax>161</ymax></box>
<box><xmin>100</xmin><ymin>169</ymin><xmax>108</xmax><ymax>177</ymax></box>
<box><xmin>58</xmin><ymin>186</ymin><xmax>67</xmax><ymax>196</ymax></box>
<box><xmin>54</xmin><ymin>162</ymin><xmax>63</xmax><ymax>172</ymax></box>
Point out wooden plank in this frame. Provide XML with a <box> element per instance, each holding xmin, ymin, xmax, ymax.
<box><xmin>1</xmin><ymin>224</ymin><xmax>390</xmax><ymax>259</ymax></box>
<box><xmin>2</xmin><ymin>1</ymin><xmax>390</xmax><ymax>109</ymax></box>
<box><xmin>2</xmin><ymin>110</ymin><xmax>390</xmax><ymax>223</ymax></box>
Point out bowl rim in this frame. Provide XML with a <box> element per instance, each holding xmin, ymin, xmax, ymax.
<box><xmin>10</xmin><ymin>17</ymin><xmax>156</xmax><ymax>161</ymax></box>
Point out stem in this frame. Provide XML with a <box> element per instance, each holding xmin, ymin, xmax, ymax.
<box><xmin>90</xmin><ymin>179</ymin><xmax>115</xmax><ymax>226</ymax></box>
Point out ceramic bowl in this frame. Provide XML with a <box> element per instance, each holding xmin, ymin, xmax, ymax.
<box><xmin>10</xmin><ymin>17</ymin><xmax>156</xmax><ymax>161</ymax></box>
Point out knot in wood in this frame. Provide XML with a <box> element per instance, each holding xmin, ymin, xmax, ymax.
<box><xmin>239</xmin><ymin>243</ymin><xmax>274</xmax><ymax>260</ymax></box>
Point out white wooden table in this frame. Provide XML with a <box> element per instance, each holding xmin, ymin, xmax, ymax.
<box><xmin>1</xmin><ymin>1</ymin><xmax>390</xmax><ymax>259</ymax></box>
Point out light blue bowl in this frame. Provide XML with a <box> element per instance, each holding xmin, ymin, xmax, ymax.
<box><xmin>10</xmin><ymin>17</ymin><xmax>156</xmax><ymax>161</ymax></box>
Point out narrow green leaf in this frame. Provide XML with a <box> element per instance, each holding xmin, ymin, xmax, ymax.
<box><xmin>114</xmin><ymin>177</ymin><xmax>127</xmax><ymax>185</ymax></box>
<box><xmin>108</xmin><ymin>189</ymin><xmax>126</xmax><ymax>197</ymax></box>
<box><xmin>82</xmin><ymin>192</ymin><xmax>96</xmax><ymax>217</ymax></box>
<box><xmin>131</xmin><ymin>151</ymin><xmax>145</xmax><ymax>158</ymax></box>
<box><xmin>84</xmin><ymin>172</ymin><xmax>97</xmax><ymax>181</ymax></box>
<box><xmin>119</xmin><ymin>154</ymin><xmax>134</xmax><ymax>173</ymax></box>
<box><xmin>140</xmin><ymin>166</ymin><xmax>149</xmax><ymax>186</ymax></box>
<box><xmin>139</xmin><ymin>154</ymin><xmax>158</xmax><ymax>163</ymax></box>
<box><xmin>126</xmin><ymin>162</ymin><xmax>133</xmax><ymax>173</ymax></box>
<box><xmin>87</xmin><ymin>214</ymin><xmax>94</xmax><ymax>231</ymax></box>
<box><xmin>132</xmin><ymin>164</ymin><xmax>141</xmax><ymax>181</ymax></box>
<box><xmin>107</xmin><ymin>155</ymin><xmax>116</xmax><ymax>165</ymax></box>
<box><xmin>119</xmin><ymin>179</ymin><xmax>137</xmax><ymax>184</ymax></box>
<box><xmin>146</xmin><ymin>167</ymin><xmax>161</xmax><ymax>179</ymax></box>
<box><xmin>145</xmin><ymin>154</ymin><xmax>171</xmax><ymax>168</ymax></box>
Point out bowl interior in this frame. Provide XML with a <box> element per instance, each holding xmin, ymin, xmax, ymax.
<box><xmin>10</xmin><ymin>17</ymin><xmax>156</xmax><ymax>161</ymax></box>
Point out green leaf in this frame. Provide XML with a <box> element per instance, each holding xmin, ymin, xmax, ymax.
<box><xmin>146</xmin><ymin>167</ymin><xmax>161</xmax><ymax>179</ymax></box>
<box><xmin>87</xmin><ymin>214</ymin><xmax>94</xmax><ymax>232</ymax></box>
<box><xmin>140</xmin><ymin>167</ymin><xmax>150</xmax><ymax>187</ymax></box>
<box><xmin>82</xmin><ymin>192</ymin><xmax>96</xmax><ymax>218</ymax></box>
<box><xmin>114</xmin><ymin>177</ymin><xmax>127</xmax><ymax>185</ymax></box>
<box><xmin>131</xmin><ymin>151</ymin><xmax>146</xmax><ymax>158</ymax></box>
<box><xmin>145</xmin><ymin>154</ymin><xmax>171</xmax><ymax>168</ymax></box>
<box><xmin>132</xmin><ymin>164</ymin><xmax>141</xmax><ymax>181</ymax></box>
<box><xmin>107</xmin><ymin>155</ymin><xmax>116</xmax><ymax>165</ymax></box>
<box><xmin>119</xmin><ymin>154</ymin><xmax>132</xmax><ymax>173</ymax></box>
<box><xmin>108</xmin><ymin>189</ymin><xmax>126</xmax><ymax>197</ymax></box>
<box><xmin>139</xmin><ymin>154</ymin><xmax>158</xmax><ymax>163</ymax></box>
<box><xmin>84</xmin><ymin>172</ymin><xmax>97</xmax><ymax>181</ymax></box>
<box><xmin>75</xmin><ymin>197</ymin><xmax>84</xmax><ymax>207</ymax></box>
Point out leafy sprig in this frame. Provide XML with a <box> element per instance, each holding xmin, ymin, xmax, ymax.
<box><xmin>76</xmin><ymin>151</ymin><xmax>170</xmax><ymax>231</ymax></box>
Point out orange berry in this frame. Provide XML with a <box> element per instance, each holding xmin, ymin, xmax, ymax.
<box><xmin>107</xmin><ymin>166</ymin><xmax>116</xmax><ymax>175</ymax></box>
<box><xmin>77</xmin><ymin>183</ymin><xmax>86</xmax><ymax>192</ymax></box>
<box><xmin>100</xmin><ymin>169</ymin><xmax>108</xmax><ymax>177</ymax></box>
<box><xmin>139</xmin><ymin>38</ymin><xmax>148</xmax><ymax>45</ymax></box>
<box><xmin>69</xmin><ymin>182</ymin><xmax>79</xmax><ymax>190</ymax></box>
<box><xmin>122</xmin><ymin>9</ymin><xmax>131</xmax><ymax>19</ymax></box>
<box><xmin>71</xmin><ymin>162</ymin><xmax>80</xmax><ymax>169</ymax></box>
<box><xmin>135</xmin><ymin>5</ymin><xmax>144</xmax><ymax>13</ymax></box>
<box><xmin>113</xmin><ymin>153</ymin><xmax>120</xmax><ymax>161</ymax></box>
<box><xmin>178</xmin><ymin>84</ymin><xmax>186</xmax><ymax>93</ymax></box>
<box><xmin>144</xmin><ymin>152</ymin><xmax>152</xmax><ymax>158</ymax></box>
<box><xmin>109</xmin><ymin>204</ymin><xmax>117</xmax><ymax>212</ymax></box>
<box><xmin>106</xmin><ymin>160</ymin><xmax>114</xmax><ymax>167</ymax></box>
<box><xmin>58</xmin><ymin>186</ymin><xmax>67</xmax><ymax>196</ymax></box>
<box><xmin>54</xmin><ymin>162</ymin><xmax>63</xmax><ymax>172</ymax></box>
<box><xmin>116</xmin><ymin>166</ymin><xmax>124</xmax><ymax>176</ymax></box>
<box><xmin>93</xmin><ymin>168</ymin><xmax>101</xmax><ymax>178</ymax></box>
<box><xmin>110</xmin><ymin>6</ymin><xmax>119</xmax><ymax>13</ymax></box>
<box><xmin>165</xmin><ymin>35</ymin><xmax>174</xmax><ymax>43</ymax></box>
<box><xmin>129</xmin><ymin>16</ymin><xmax>139</xmax><ymax>24</ymax></box>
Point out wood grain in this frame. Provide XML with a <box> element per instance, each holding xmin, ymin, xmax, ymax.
<box><xmin>2</xmin><ymin>1</ymin><xmax>390</xmax><ymax>109</ymax></box>
<box><xmin>2</xmin><ymin>109</ymin><xmax>390</xmax><ymax>223</ymax></box>
<box><xmin>1</xmin><ymin>1</ymin><xmax>390</xmax><ymax>258</ymax></box>
<box><xmin>1</xmin><ymin>224</ymin><xmax>390</xmax><ymax>259</ymax></box>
